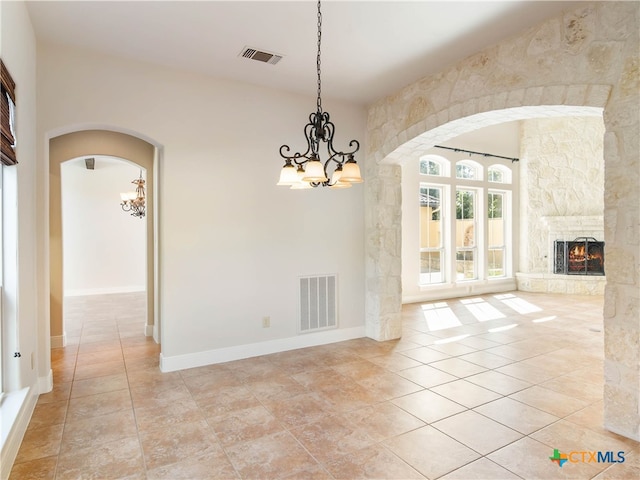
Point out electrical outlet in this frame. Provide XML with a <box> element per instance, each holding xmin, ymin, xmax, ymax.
<box><xmin>262</xmin><ymin>316</ymin><xmax>270</xmax><ymax>328</ymax></box>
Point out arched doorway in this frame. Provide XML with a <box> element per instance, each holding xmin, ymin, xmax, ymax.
<box><xmin>48</xmin><ymin>129</ymin><xmax>159</xmax><ymax>349</ymax></box>
<box><xmin>363</xmin><ymin>2</ymin><xmax>639</xmax><ymax>439</ymax></box>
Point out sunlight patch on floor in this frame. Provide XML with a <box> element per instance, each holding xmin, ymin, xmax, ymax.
<box><xmin>421</xmin><ymin>303</ymin><xmax>462</xmax><ymax>331</ymax></box>
<box><xmin>494</xmin><ymin>293</ymin><xmax>542</xmax><ymax>314</ymax></box>
<box><xmin>461</xmin><ymin>297</ymin><xmax>506</xmax><ymax>321</ymax></box>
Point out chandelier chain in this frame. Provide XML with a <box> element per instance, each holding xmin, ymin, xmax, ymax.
<box><xmin>316</xmin><ymin>0</ymin><xmax>322</xmax><ymax>113</ymax></box>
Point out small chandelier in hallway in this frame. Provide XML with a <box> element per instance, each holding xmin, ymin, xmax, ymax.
<box><xmin>277</xmin><ymin>0</ymin><xmax>362</xmax><ymax>189</ymax></box>
<box><xmin>120</xmin><ymin>171</ymin><xmax>146</xmax><ymax>218</ymax></box>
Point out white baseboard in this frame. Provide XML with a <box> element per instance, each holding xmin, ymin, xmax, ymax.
<box><xmin>39</xmin><ymin>369</ymin><xmax>54</xmax><ymax>394</ymax></box>
<box><xmin>64</xmin><ymin>286</ymin><xmax>145</xmax><ymax>297</ymax></box>
<box><xmin>1</xmin><ymin>386</ymin><xmax>38</xmax><ymax>480</ymax></box>
<box><xmin>145</xmin><ymin>324</ymin><xmax>154</xmax><ymax>337</ymax></box>
<box><xmin>50</xmin><ymin>334</ymin><xmax>66</xmax><ymax>348</ymax></box>
<box><xmin>403</xmin><ymin>278</ymin><xmax>517</xmax><ymax>304</ymax></box>
<box><xmin>159</xmin><ymin>326</ymin><xmax>365</xmax><ymax>373</ymax></box>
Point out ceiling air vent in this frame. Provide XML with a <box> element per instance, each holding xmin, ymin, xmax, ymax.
<box><xmin>239</xmin><ymin>46</ymin><xmax>283</xmax><ymax>65</ymax></box>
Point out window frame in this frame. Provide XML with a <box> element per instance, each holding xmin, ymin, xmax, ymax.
<box><xmin>418</xmin><ymin>154</ymin><xmax>515</xmax><ymax>288</ymax></box>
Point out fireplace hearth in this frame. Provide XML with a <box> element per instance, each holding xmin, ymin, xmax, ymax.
<box><xmin>554</xmin><ymin>237</ymin><xmax>605</xmax><ymax>275</ymax></box>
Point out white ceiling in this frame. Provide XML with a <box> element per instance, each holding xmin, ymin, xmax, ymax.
<box><xmin>26</xmin><ymin>0</ymin><xmax>582</xmax><ymax>106</ymax></box>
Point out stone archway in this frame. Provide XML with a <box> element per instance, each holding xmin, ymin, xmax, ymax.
<box><xmin>364</xmin><ymin>3</ymin><xmax>639</xmax><ymax>440</ymax></box>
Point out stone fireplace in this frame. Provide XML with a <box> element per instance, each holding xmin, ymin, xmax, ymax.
<box><xmin>517</xmin><ymin>215</ymin><xmax>606</xmax><ymax>295</ymax></box>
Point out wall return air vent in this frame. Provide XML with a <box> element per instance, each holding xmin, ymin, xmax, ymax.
<box><xmin>299</xmin><ymin>274</ymin><xmax>337</xmax><ymax>333</ymax></box>
<box><xmin>239</xmin><ymin>46</ymin><xmax>283</xmax><ymax>65</ymax></box>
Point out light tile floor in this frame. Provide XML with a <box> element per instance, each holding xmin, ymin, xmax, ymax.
<box><xmin>9</xmin><ymin>291</ymin><xmax>640</xmax><ymax>479</ymax></box>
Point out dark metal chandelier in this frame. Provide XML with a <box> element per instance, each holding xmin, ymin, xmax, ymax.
<box><xmin>277</xmin><ymin>0</ymin><xmax>362</xmax><ymax>189</ymax></box>
<box><xmin>120</xmin><ymin>171</ymin><xmax>146</xmax><ymax>218</ymax></box>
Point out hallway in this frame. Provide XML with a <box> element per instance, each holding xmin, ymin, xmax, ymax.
<box><xmin>9</xmin><ymin>291</ymin><xmax>639</xmax><ymax>479</ymax></box>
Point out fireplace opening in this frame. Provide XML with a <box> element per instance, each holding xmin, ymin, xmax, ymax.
<box><xmin>554</xmin><ymin>237</ymin><xmax>605</xmax><ymax>275</ymax></box>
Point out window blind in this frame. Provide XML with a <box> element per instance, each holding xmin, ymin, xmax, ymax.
<box><xmin>1</xmin><ymin>59</ymin><xmax>17</xmax><ymax>166</ymax></box>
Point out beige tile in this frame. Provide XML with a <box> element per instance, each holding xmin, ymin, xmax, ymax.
<box><xmin>225</xmin><ymin>431</ymin><xmax>319</xmax><ymax>479</ymax></box>
<box><xmin>466</xmin><ymin>370</ymin><xmax>531</xmax><ymax>395</ymax></box>
<box><xmin>182</xmin><ymin>368</ymin><xmax>243</xmax><ymax>399</ymax></box>
<box><xmin>367</xmin><ymin>352</ymin><xmax>423</xmax><ymax>371</ymax></box>
<box><xmin>263</xmin><ymin>392</ymin><xmax>330</xmax><ymax>428</ymax></box>
<box><xmin>428</xmin><ymin>342</ymin><xmax>478</xmax><ymax>356</ymax></box>
<box><xmin>429</xmin><ymin>357</ymin><xmax>488</xmax><ymax>377</ymax></box>
<box><xmin>474</xmin><ymin>397</ymin><xmax>559</xmax><ymax>434</ymax></box>
<box><xmin>70</xmin><ymin>372</ymin><xmax>129</xmax><ymax>398</ymax></box>
<box><xmin>139</xmin><ymin>420</ymin><xmax>223</xmax><ymax>471</ymax></box>
<box><xmin>293</xmin><ymin>367</ymin><xmax>356</xmax><ymax>388</ymax></box>
<box><xmin>75</xmin><ymin>347</ymin><xmax>123</xmax><ymax>366</ymax></box>
<box><xmin>56</xmin><ymin>436</ymin><xmax>145</xmax><ymax>480</ymax></box>
<box><xmin>531</xmin><ymin>419</ymin><xmax>634</xmax><ymax>455</ymax></box>
<box><xmin>36</xmin><ymin>382</ymin><xmax>71</xmax><ymax>405</ymax></box>
<box><xmin>432</xmin><ymin>410</ymin><xmax>523</xmax><ymax>454</ymax></box>
<box><xmin>593</xmin><ymin>448</ymin><xmax>640</xmax><ymax>480</ymax></box>
<box><xmin>60</xmin><ymin>409</ymin><xmax>138</xmax><ymax>454</ymax></box>
<box><xmin>342</xmin><ymin>402</ymin><xmax>425</xmax><ymax>442</ymax></box>
<box><xmin>397</xmin><ymin>364</ymin><xmax>458</xmax><ymax>388</ymax></box>
<box><xmin>440</xmin><ymin>457</ymin><xmax>520</xmax><ymax>479</ymax></box>
<box><xmin>245</xmin><ymin>374</ymin><xmax>308</xmax><ymax>401</ymax></box>
<box><xmin>146</xmin><ymin>451</ymin><xmax>239</xmax><ymax>479</ymax></box>
<box><xmin>135</xmin><ymin>397</ymin><xmax>204</xmax><ymax>433</ymax></box>
<box><xmin>198</xmin><ymin>384</ymin><xmax>262</xmax><ymax>421</ymax></box>
<box><xmin>495</xmin><ymin>361</ymin><xmax>560</xmax><ymax>384</ymax></box>
<box><xmin>400</xmin><ymin>346</ymin><xmax>450</xmax><ymax>364</ymax></box>
<box><xmin>130</xmin><ymin>382</ymin><xmax>194</xmax><ymax>410</ymax></box>
<box><xmin>355</xmin><ymin>371</ymin><xmax>423</xmax><ymax>400</ymax></box>
<box><xmin>27</xmin><ymin>401</ymin><xmax>68</xmax><ymax>429</ymax></box>
<box><xmin>66</xmin><ymin>388</ymin><xmax>132</xmax><ymax>421</ymax></box>
<box><xmin>509</xmin><ymin>385</ymin><xmax>590</xmax><ymax>417</ymax></box>
<box><xmin>126</xmin><ymin>366</ymin><xmax>185</xmax><ymax>390</ymax></box>
<box><xmin>329</xmin><ymin>359</ymin><xmax>387</xmax><ymax>380</ymax></box>
<box><xmin>15</xmin><ymin>424</ymin><xmax>64</xmax><ymax>463</ymax></box>
<box><xmin>227</xmin><ymin>358</ymin><xmax>286</xmax><ymax>381</ymax></box>
<box><xmin>458</xmin><ymin>350</ymin><xmax>514</xmax><ymax>368</ymax></box>
<box><xmin>541</xmin><ymin>374</ymin><xmax>603</xmax><ymax>403</ymax></box>
<box><xmin>384</xmin><ymin>426</ymin><xmax>480</xmax><ymax>479</ymax></box>
<box><xmin>73</xmin><ymin>358</ymin><xmax>126</xmax><ymax>380</ymax></box>
<box><xmin>324</xmin><ymin>443</ymin><xmax>424</xmax><ymax>479</ymax></box>
<box><xmin>314</xmin><ymin>382</ymin><xmax>378</xmax><ymax>412</ymax></box>
<box><xmin>431</xmin><ymin>379</ymin><xmax>502</xmax><ymax>408</ymax></box>
<box><xmin>488</xmin><ymin>436</ymin><xmax>602</xmax><ymax>479</ymax></box>
<box><xmin>281</xmin><ymin>463</ymin><xmax>334</xmax><ymax>480</ymax></box>
<box><xmin>208</xmin><ymin>405</ymin><xmax>284</xmax><ymax>447</ymax></box>
<box><xmin>291</xmin><ymin>414</ymin><xmax>377</xmax><ymax>463</ymax></box>
<box><xmin>392</xmin><ymin>389</ymin><xmax>466</xmax><ymax>423</ymax></box>
<box><xmin>9</xmin><ymin>455</ymin><xmax>57</xmax><ymax>480</ymax></box>
<box><xmin>458</xmin><ymin>336</ymin><xmax>502</xmax><ymax>350</ymax></box>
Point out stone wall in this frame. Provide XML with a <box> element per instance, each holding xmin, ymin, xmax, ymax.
<box><xmin>364</xmin><ymin>2</ymin><xmax>639</xmax><ymax>440</ymax></box>
<box><xmin>517</xmin><ymin>116</ymin><xmax>606</xmax><ymax>295</ymax></box>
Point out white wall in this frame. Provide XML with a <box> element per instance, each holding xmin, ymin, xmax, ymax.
<box><xmin>37</xmin><ymin>44</ymin><xmax>366</xmax><ymax>368</ymax></box>
<box><xmin>61</xmin><ymin>158</ymin><xmax>145</xmax><ymax>295</ymax></box>
<box><xmin>0</xmin><ymin>0</ymin><xmax>43</xmax><ymax>476</ymax></box>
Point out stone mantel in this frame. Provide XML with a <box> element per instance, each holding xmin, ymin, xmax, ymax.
<box><xmin>542</xmin><ymin>215</ymin><xmax>605</xmax><ymax>238</ymax></box>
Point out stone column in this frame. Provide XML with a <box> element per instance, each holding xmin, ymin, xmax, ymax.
<box><xmin>602</xmin><ymin>24</ymin><xmax>640</xmax><ymax>438</ymax></box>
<box><xmin>364</xmin><ymin>161</ymin><xmax>403</xmax><ymax>341</ymax></box>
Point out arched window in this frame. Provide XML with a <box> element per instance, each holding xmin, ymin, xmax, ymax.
<box><xmin>455</xmin><ymin>160</ymin><xmax>482</xmax><ymax>180</ymax></box>
<box><xmin>488</xmin><ymin>164</ymin><xmax>512</xmax><ymax>184</ymax></box>
<box><xmin>419</xmin><ymin>155</ymin><xmax>448</xmax><ymax>177</ymax></box>
<box><xmin>417</xmin><ymin>155</ymin><xmax>515</xmax><ymax>285</ymax></box>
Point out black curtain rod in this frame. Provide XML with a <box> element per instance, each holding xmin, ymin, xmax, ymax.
<box><xmin>433</xmin><ymin>145</ymin><xmax>519</xmax><ymax>163</ymax></box>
